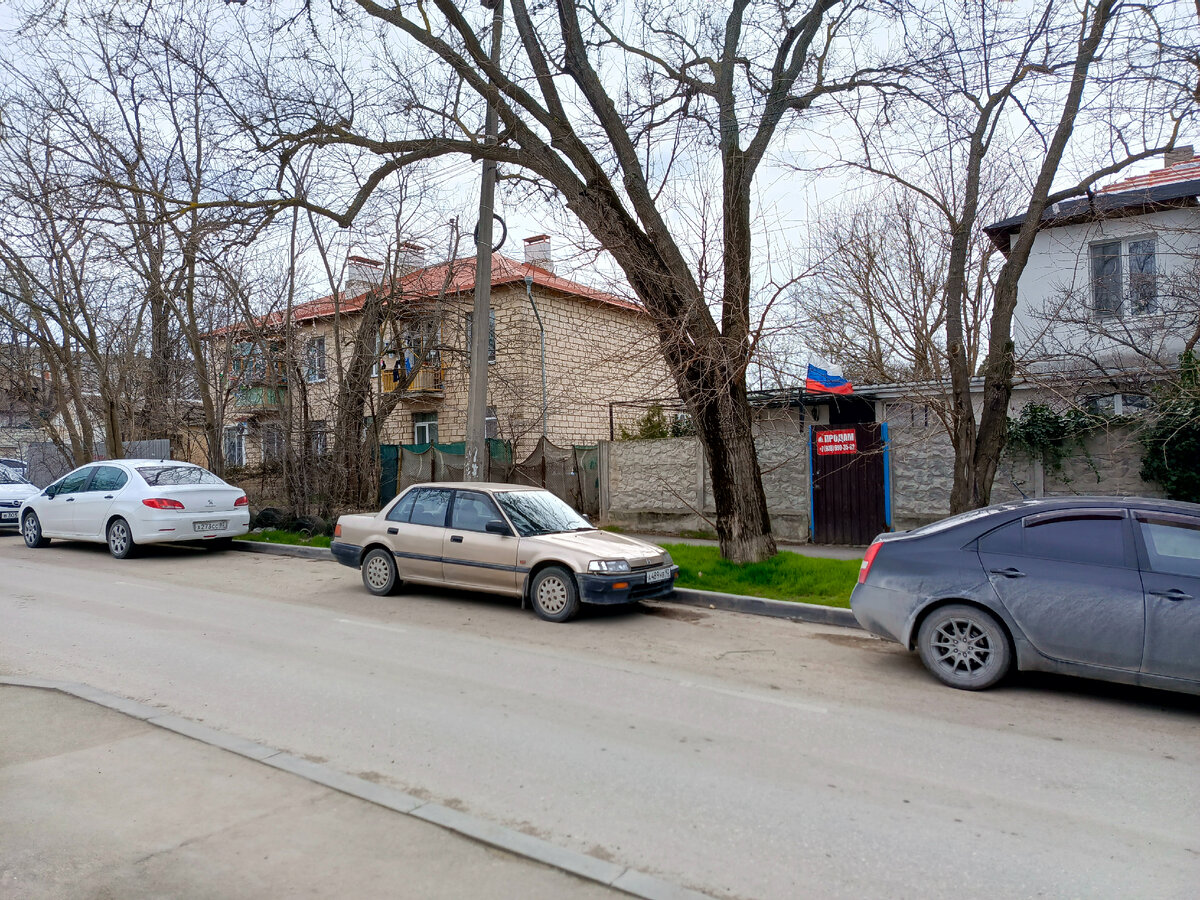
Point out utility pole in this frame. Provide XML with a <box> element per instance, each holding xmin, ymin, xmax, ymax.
<box><xmin>464</xmin><ymin>0</ymin><xmax>504</xmax><ymax>482</ymax></box>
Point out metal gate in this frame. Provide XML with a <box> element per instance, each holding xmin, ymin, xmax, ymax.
<box><xmin>809</xmin><ymin>423</ymin><xmax>890</xmax><ymax>545</ymax></box>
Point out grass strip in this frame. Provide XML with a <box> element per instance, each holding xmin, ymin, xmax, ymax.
<box><xmin>660</xmin><ymin>542</ymin><xmax>859</xmax><ymax>608</ymax></box>
<box><xmin>236</xmin><ymin>529</ymin><xmax>332</xmax><ymax>548</ymax></box>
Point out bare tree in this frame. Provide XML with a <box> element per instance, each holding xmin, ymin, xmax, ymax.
<box><xmin>215</xmin><ymin>0</ymin><xmax>921</xmax><ymax>560</ymax></box>
<box><xmin>839</xmin><ymin>0</ymin><xmax>1193</xmax><ymax>511</ymax></box>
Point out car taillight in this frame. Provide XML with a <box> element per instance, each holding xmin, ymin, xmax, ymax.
<box><xmin>143</xmin><ymin>498</ymin><xmax>185</xmax><ymax>510</ymax></box>
<box><xmin>235</xmin><ymin>495</ymin><xmax>249</xmax><ymax>507</ymax></box>
<box><xmin>858</xmin><ymin>541</ymin><xmax>882</xmax><ymax>584</ymax></box>
<box><xmin>334</xmin><ymin>523</ymin><xmax>342</xmax><ymax>538</ymax></box>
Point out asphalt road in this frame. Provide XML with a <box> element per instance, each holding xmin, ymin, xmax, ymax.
<box><xmin>2</xmin><ymin>536</ymin><xmax>1197</xmax><ymax>899</ymax></box>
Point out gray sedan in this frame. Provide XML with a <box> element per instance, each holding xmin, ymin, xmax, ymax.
<box><xmin>851</xmin><ymin>497</ymin><xmax>1200</xmax><ymax>694</ymax></box>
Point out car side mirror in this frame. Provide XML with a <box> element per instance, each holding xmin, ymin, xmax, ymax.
<box><xmin>485</xmin><ymin>520</ymin><xmax>511</xmax><ymax>536</ymax></box>
<box><xmin>44</xmin><ymin>487</ymin><xmax>56</xmax><ymax>498</ymax></box>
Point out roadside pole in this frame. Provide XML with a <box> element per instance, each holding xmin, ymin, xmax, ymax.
<box><xmin>464</xmin><ymin>0</ymin><xmax>504</xmax><ymax>482</ymax></box>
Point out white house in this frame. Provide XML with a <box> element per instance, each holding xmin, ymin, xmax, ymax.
<box><xmin>984</xmin><ymin>147</ymin><xmax>1200</xmax><ymax>407</ymax></box>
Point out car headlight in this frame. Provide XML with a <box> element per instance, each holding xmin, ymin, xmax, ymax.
<box><xmin>661</xmin><ymin>551</ymin><xmax>674</xmax><ymax>567</ymax></box>
<box><xmin>588</xmin><ymin>559</ymin><xmax>631</xmax><ymax>574</ymax></box>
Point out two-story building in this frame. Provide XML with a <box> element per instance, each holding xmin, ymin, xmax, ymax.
<box><xmin>220</xmin><ymin>235</ymin><xmax>675</xmax><ymax>468</ymax></box>
<box><xmin>984</xmin><ymin>145</ymin><xmax>1200</xmax><ymax>407</ymax></box>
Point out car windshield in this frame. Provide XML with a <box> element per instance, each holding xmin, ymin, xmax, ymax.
<box><xmin>494</xmin><ymin>490</ymin><xmax>592</xmax><ymax>536</ymax></box>
<box><xmin>0</xmin><ymin>464</ymin><xmax>29</xmax><ymax>485</ymax></box>
<box><xmin>136</xmin><ymin>465</ymin><xmax>224</xmax><ymax>486</ymax></box>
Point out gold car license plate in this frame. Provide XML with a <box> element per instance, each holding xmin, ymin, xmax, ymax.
<box><xmin>193</xmin><ymin>520</ymin><xmax>228</xmax><ymax>533</ymax></box>
<box><xmin>645</xmin><ymin>567</ymin><xmax>672</xmax><ymax>584</ymax></box>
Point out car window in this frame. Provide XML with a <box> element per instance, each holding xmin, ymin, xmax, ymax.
<box><xmin>0</xmin><ymin>464</ymin><xmax>29</xmax><ymax>485</ymax></box>
<box><xmin>493</xmin><ymin>490</ymin><xmax>591</xmax><ymax>536</ymax></box>
<box><xmin>136</xmin><ymin>465</ymin><xmax>223</xmax><ymax>486</ymax></box>
<box><xmin>386</xmin><ymin>491</ymin><xmax>417</xmax><ymax>523</ymax></box>
<box><xmin>978</xmin><ymin>520</ymin><xmax>1023</xmax><ymax>554</ymax></box>
<box><xmin>1021</xmin><ymin>512</ymin><xmax>1128</xmax><ymax>567</ymax></box>
<box><xmin>88</xmin><ymin>466</ymin><xmax>129</xmax><ymax>492</ymax></box>
<box><xmin>408</xmin><ymin>488</ymin><xmax>451</xmax><ymax>528</ymax></box>
<box><xmin>451</xmin><ymin>491</ymin><xmax>503</xmax><ymax>533</ymax></box>
<box><xmin>53</xmin><ymin>469</ymin><xmax>92</xmax><ymax>495</ymax></box>
<box><xmin>1135</xmin><ymin>512</ymin><xmax>1200</xmax><ymax>578</ymax></box>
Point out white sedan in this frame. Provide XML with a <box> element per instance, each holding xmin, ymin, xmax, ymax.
<box><xmin>19</xmin><ymin>459</ymin><xmax>250</xmax><ymax>558</ymax></box>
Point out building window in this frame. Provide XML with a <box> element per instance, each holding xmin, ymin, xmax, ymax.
<box><xmin>464</xmin><ymin>309</ymin><xmax>496</xmax><ymax>364</ymax></box>
<box><xmin>1084</xmin><ymin>393</ymin><xmax>1152</xmax><ymax>417</ymax></box>
<box><xmin>305</xmin><ymin>336</ymin><xmax>327</xmax><ymax>382</ymax></box>
<box><xmin>262</xmin><ymin>422</ymin><xmax>286</xmax><ymax>463</ymax></box>
<box><xmin>1090</xmin><ymin>238</ymin><xmax>1156</xmax><ymax>318</ymax></box>
<box><xmin>223</xmin><ymin>424</ymin><xmax>245</xmax><ymax>467</ymax></box>
<box><xmin>309</xmin><ymin>420</ymin><xmax>329</xmax><ymax>456</ymax></box>
<box><xmin>485</xmin><ymin>406</ymin><xmax>498</xmax><ymax>439</ymax></box>
<box><xmin>414</xmin><ymin>412</ymin><xmax>438</xmax><ymax>445</ymax></box>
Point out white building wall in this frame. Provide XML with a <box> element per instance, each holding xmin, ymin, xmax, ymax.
<box><xmin>1010</xmin><ymin>207</ymin><xmax>1200</xmax><ymax>371</ymax></box>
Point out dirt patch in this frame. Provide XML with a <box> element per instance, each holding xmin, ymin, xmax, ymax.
<box><xmin>806</xmin><ymin>632</ymin><xmax>894</xmax><ymax>653</ymax></box>
<box><xmin>640</xmin><ymin>605</ymin><xmax>709</xmax><ymax>623</ymax></box>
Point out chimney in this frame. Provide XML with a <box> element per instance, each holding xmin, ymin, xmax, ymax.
<box><xmin>523</xmin><ymin>234</ymin><xmax>554</xmax><ymax>273</ymax></box>
<box><xmin>397</xmin><ymin>241</ymin><xmax>426</xmax><ymax>272</ymax></box>
<box><xmin>1164</xmin><ymin>145</ymin><xmax>1194</xmax><ymax>168</ymax></box>
<box><xmin>345</xmin><ymin>255</ymin><xmax>384</xmax><ymax>295</ymax></box>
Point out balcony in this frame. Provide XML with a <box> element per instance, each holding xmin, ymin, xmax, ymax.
<box><xmin>382</xmin><ymin>364</ymin><xmax>445</xmax><ymax>396</ymax></box>
<box><xmin>233</xmin><ymin>386</ymin><xmax>285</xmax><ymax>410</ymax></box>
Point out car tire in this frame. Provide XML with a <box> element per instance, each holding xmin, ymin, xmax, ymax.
<box><xmin>106</xmin><ymin>517</ymin><xmax>138</xmax><ymax>559</ymax></box>
<box><xmin>22</xmin><ymin>511</ymin><xmax>50</xmax><ymax>548</ymax></box>
<box><xmin>529</xmin><ymin>566</ymin><xmax>581</xmax><ymax>623</ymax></box>
<box><xmin>917</xmin><ymin>603</ymin><xmax>1012</xmax><ymax>691</ymax></box>
<box><xmin>361</xmin><ymin>547</ymin><xmax>400</xmax><ymax>596</ymax></box>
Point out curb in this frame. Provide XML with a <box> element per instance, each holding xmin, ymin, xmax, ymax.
<box><xmin>231</xmin><ymin>540</ymin><xmax>861</xmax><ymax>630</ymax></box>
<box><xmin>232</xmin><ymin>540</ymin><xmax>331</xmax><ymax>561</ymax></box>
<box><xmin>666</xmin><ymin>588</ymin><xmax>860</xmax><ymax>629</ymax></box>
<box><xmin>0</xmin><ymin>677</ymin><xmax>714</xmax><ymax>900</ymax></box>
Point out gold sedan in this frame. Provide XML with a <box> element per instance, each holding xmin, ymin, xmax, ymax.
<box><xmin>332</xmin><ymin>483</ymin><xmax>678</xmax><ymax>622</ymax></box>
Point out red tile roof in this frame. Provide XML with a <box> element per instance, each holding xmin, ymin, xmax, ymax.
<box><xmin>1099</xmin><ymin>157</ymin><xmax>1200</xmax><ymax>193</ymax></box>
<box><xmin>257</xmin><ymin>254</ymin><xmax>643</xmax><ymax>330</ymax></box>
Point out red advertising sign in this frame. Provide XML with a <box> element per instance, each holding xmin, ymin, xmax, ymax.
<box><xmin>816</xmin><ymin>429</ymin><xmax>857</xmax><ymax>456</ymax></box>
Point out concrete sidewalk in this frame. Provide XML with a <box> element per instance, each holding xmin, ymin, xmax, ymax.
<box><xmin>0</xmin><ymin>683</ymin><xmax>699</xmax><ymax>900</ymax></box>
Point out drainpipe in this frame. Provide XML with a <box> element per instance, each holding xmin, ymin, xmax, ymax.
<box><xmin>524</xmin><ymin>274</ymin><xmax>546</xmax><ymax>438</ymax></box>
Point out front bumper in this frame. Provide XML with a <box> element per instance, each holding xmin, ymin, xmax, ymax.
<box><xmin>330</xmin><ymin>541</ymin><xmax>362</xmax><ymax>568</ymax></box>
<box><xmin>578</xmin><ymin>565</ymin><xmax>679</xmax><ymax>605</ymax></box>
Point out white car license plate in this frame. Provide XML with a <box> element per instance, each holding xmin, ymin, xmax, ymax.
<box><xmin>193</xmin><ymin>520</ymin><xmax>228</xmax><ymax>533</ymax></box>
<box><xmin>645</xmin><ymin>566</ymin><xmax>672</xmax><ymax>584</ymax></box>
<box><xmin>0</xmin><ymin>511</ymin><xmax>16</xmax><ymax>522</ymax></box>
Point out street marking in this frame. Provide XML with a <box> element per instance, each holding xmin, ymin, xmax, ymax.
<box><xmin>335</xmin><ymin>617</ymin><xmax>408</xmax><ymax>635</ymax></box>
<box><xmin>678</xmin><ymin>680</ymin><xmax>827</xmax><ymax>714</ymax></box>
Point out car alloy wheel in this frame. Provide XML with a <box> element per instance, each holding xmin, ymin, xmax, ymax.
<box><xmin>361</xmin><ymin>548</ymin><xmax>399</xmax><ymax>596</ymax></box>
<box><xmin>23</xmin><ymin>511</ymin><xmax>49</xmax><ymax>548</ymax></box>
<box><xmin>530</xmin><ymin>566</ymin><xmax>580</xmax><ymax>623</ymax></box>
<box><xmin>917</xmin><ymin>604</ymin><xmax>1012</xmax><ymax>691</ymax></box>
<box><xmin>107</xmin><ymin>518</ymin><xmax>136</xmax><ymax>559</ymax></box>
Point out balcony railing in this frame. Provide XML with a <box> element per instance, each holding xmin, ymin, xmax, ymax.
<box><xmin>382</xmin><ymin>364</ymin><xmax>445</xmax><ymax>395</ymax></box>
<box><xmin>233</xmin><ymin>386</ymin><xmax>285</xmax><ymax>410</ymax></box>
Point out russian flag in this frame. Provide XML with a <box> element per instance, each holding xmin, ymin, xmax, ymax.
<box><xmin>806</xmin><ymin>361</ymin><xmax>853</xmax><ymax>395</ymax></box>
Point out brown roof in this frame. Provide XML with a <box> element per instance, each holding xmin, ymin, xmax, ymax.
<box><xmin>1099</xmin><ymin>157</ymin><xmax>1200</xmax><ymax>193</ymax></box>
<box><xmin>252</xmin><ymin>254</ymin><xmax>643</xmax><ymax>330</ymax></box>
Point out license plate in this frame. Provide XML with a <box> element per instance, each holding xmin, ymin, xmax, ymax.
<box><xmin>645</xmin><ymin>567</ymin><xmax>672</xmax><ymax>584</ymax></box>
<box><xmin>193</xmin><ymin>520</ymin><xmax>228</xmax><ymax>533</ymax></box>
<box><xmin>0</xmin><ymin>511</ymin><xmax>16</xmax><ymax>522</ymax></box>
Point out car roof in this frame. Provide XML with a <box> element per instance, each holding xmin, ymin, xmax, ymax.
<box><xmin>402</xmin><ymin>482</ymin><xmax>548</xmax><ymax>493</ymax></box>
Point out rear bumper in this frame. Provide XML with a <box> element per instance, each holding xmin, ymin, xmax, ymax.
<box><xmin>578</xmin><ymin>566</ymin><xmax>679</xmax><ymax>605</ymax></box>
<box><xmin>849</xmin><ymin>582</ymin><xmax>912</xmax><ymax>645</ymax></box>
<box><xmin>330</xmin><ymin>541</ymin><xmax>362</xmax><ymax>568</ymax></box>
<box><xmin>134</xmin><ymin>513</ymin><xmax>251</xmax><ymax>544</ymax></box>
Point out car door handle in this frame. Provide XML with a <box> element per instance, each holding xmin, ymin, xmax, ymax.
<box><xmin>988</xmin><ymin>567</ymin><xmax>1025</xmax><ymax>578</ymax></box>
<box><xmin>1149</xmin><ymin>588</ymin><xmax>1193</xmax><ymax>601</ymax></box>
<box><xmin>387</xmin><ymin>527</ymin><xmax>398</xmax><ymax>535</ymax></box>
<box><xmin>450</xmin><ymin>535</ymin><xmax>463</xmax><ymax>543</ymax></box>
<box><xmin>65</xmin><ymin>497</ymin><xmax>75</xmax><ymax>502</ymax></box>
<box><xmin>104</xmin><ymin>495</ymin><xmax>113</xmax><ymax>499</ymax></box>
